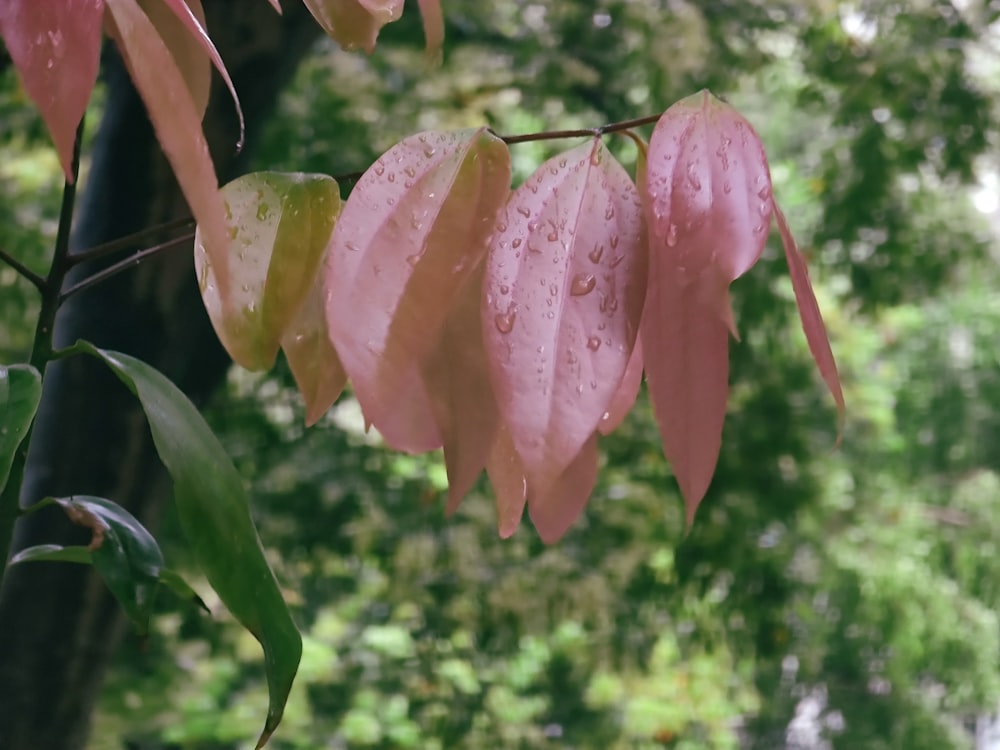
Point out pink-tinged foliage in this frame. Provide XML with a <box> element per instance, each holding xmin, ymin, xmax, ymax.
<box><xmin>324</xmin><ymin>128</ymin><xmax>511</xmax><ymax>453</ymax></box>
<box><xmin>483</xmin><ymin>138</ymin><xmax>646</xmax><ymax>506</ymax></box>
<box><xmin>280</xmin><ymin>271</ymin><xmax>348</xmax><ymax>427</ymax></box>
<box><xmin>423</xmin><ymin>264</ymin><xmax>500</xmax><ymax>512</ymax></box>
<box><xmin>642</xmin><ymin>90</ymin><xmax>773</xmax><ymax>521</ymax></box>
<box><xmin>416</xmin><ymin>0</ymin><xmax>444</xmax><ymax>60</ymax></box>
<box><xmin>195</xmin><ymin>172</ymin><xmax>341</xmax><ymax>371</ymax></box>
<box><xmin>485</xmin><ymin>424</ymin><xmax>528</xmax><ymax>538</ymax></box>
<box><xmin>301</xmin><ymin>0</ymin><xmax>397</xmax><ymax>52</ymax></box>
<box><xmin>149</xmin><ymin>0</ymin><xmax>245</xmax><ymax>141</ymax></box>
<box><xmin>774</xmin><ymin>204</ymin><xmax>846</xmax><ymax>428</ymax></box>
<box><xmin>106</xmin><ymin>0</ymin><xmax>232</xmax><ymax>305</ymax></box>
<box><xmin>0</xmin><ymin>0</ymin><xmax>104</xmax><ymax>182</ymax></box>
<box><xmin>598</xmin><ymin>337</ymin><xmax>643</xmax><ymax>436</ymax></box>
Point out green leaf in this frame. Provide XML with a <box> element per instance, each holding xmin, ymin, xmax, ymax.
<box><xmin>0</xmin><ymin>364</ymin><xmax>42</xmax><ymax>498</ymax></box>
<box><xmin>78</xmin><ymin>342</ymin><xmax>301</xmax><ymax>749</ymax></box>
<box><xmin>10</xmin><ymin>543</ymin><xmax>93</xmax><ymax>565</ymax></box>
<box><xmin>159</xmin><ymin>567</ymin><xmax>211</xmax><ymax>613</ymax></box>
<box><xmin>195</xmin><ymin>171</ymin><xmax>341</xmax><ymax>371</ymax></box>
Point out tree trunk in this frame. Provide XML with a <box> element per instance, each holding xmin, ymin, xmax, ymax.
<box><xmin>0</xmin><ymin>5</ymin><xmax>322</xmax><ymax>748</ymax></box>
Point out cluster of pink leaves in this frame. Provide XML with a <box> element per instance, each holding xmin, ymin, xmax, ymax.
<box><xmin>0</xmin><ymin>0</ymin><xmax>443</xmax><ymax>307</ymax></box>
<box><xmin>195</xmin><ymin>93</ymin><xmax>845</xmax><ymax>543</ymax></box>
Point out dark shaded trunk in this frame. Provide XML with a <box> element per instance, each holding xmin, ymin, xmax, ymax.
<box><xmin>0</xmin><ymin>5</ymin><xmax>322</xmax><ymax>748</ymax></box>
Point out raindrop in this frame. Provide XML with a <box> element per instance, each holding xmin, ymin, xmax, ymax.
<box><xmin>517</xmin><ymin>206</ymin><xmax>531</xmax><ymax>218</ymax></box>
<box><xmin>586</xmin><ymin>336</ymin><xmax>602</xmax><ymax>351</ymax></box>
<box><xmin>723</xmin><ymin>181</ymin><xmax>732</xmax><ymax>194</ymax></box>
<box><xmin>527</xmin><ymin>242</ymin><xmax>541</xmax><ymax>253</ymax></box>
<box><xmin>666</xmin><ymin>223</ymin><xmax>679</xmax><ymax>247</ymax></box>
<box><xmin>686</xmin><ymin>163</ymin><xmax>702</xmax><ymax>191</ymax></box>
<box><xmin>547</xmin><ymin>231</ymin><xmax>559</xmax><ymax>242</ymax></box>
<box><xmin>500</xmin><ymin>284</ymin><xmax>510</xmax><ymax>294</ymax></box>
<box><xmin>570</xmin><ymin>273</ymin><xmax>596</xmax><ymax>296</ymax></box>
<box><xmin>494</xmin><ymin>310</ymin><xmax>517</xmax><ymax>334</ymax></box>
<box><xmin>404</xmin><ymin>166</ymin><xmax>416</xmax><ymax>178</ymax></box>
<box><xmin>610</xmin><ymin>235</ymin><xmax>620</xmax><ymax>250</ymax></box>
<box><xmin>374</xmin><ymin>164</ymin><xmax>385</xmax><ymax>176</ymax></box>
<box><xmin>345</xmin><ymin>241</ymin><xmax>359</xmax><ymax>252</ymax></box>
<box><xmin>604</xmin><ymin>204</ymin><xmax>615</xmax><ymax>220</ymax></box>
<box><xmin>609</xmin><ymin>255</ymin><xmax>625</xmax><ymax>268</ymax></box>
<box><xmin>387</xmin><ymin>173</ymin><xmax>396</xmax><ymax>183</ymax></box>
<box><xmin>589</xmin><ymin>245</ymin><xmax>605</xmax><ymax>264</ymax></box>
<box><xmin>496</xmin><ymin>222</ymin><xmax>507</xmax><ymax>233</ymax></box>
<box><xmin>406</xmin><ymin>253</ymin><xmax>421</xmax><ymax>267</ymax></box>
<box><xmin>549</xmin><ymin>283</ymin><xmax>558</xmax><ymax>296</ymax></box>
<box><xmin>757</xmin><ymin>184</ymin><xmax>773</xmax><ymax>201</ymax></box>
<box><xmin>512</xmin><ymin>238</ymin><xmax>522</xmax><ymax>249</ymax></box>
<box><xmin>423</xmin><ymin>146</ymin><xmax>437</xmax><ymax>158</ymax></box>
<box><xmin>256</xmin><ymin>203</ymin><xmax>270</xmax><ymax>221</ymax></box>
<box><xmin>759</xmin><ymin>201</ymin><xmax>771</xmax><ymax>217</ymax></box>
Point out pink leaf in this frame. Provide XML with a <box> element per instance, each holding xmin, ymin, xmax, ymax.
<box><xmin>484</xmin><ymin>138</ymin><xmax>645</xmax><ymax>499</ymax></box>
<box><xmin>195</xmin><ymin>171</ymin><xmax>341</xmax><ymax>370</ymax></box>
<box><xmin>485</xmin><ymin>424</ymin><xmax>528</xmax><ymax>539</ymax></box>
<box><xmin>774</xmin><ymin>203</ymin><xmax>846</xmax><ymax>431</ymax></box>
<box><xmin>301</xmin><ymin>0</ymin><xmax>396</xmax><ymax>52</ymax></box>
<box><xmin>423</xmin><ymin>263</ymin><xmax>500</xmax><ymax>513</ymax></box>
<box><xmin>528</xmin><ymin>432</ymin><xmax>599</xmax><ymax>543</ymax></box>
<box><xmin>151</xmin><ymin>0</ymin><xmax>246</xmax><ymax>146</ymax></box>
<box><xmin>280</xmin><ymin>270</ymin><xmax>348</xmax><ymax>427</ymax></box>
<box><xmin>642</xmin><ymin>90</ymin><xmax>773</xmax><ymax>520</ymax></box>
<box><xmin>0</xmin><ymin>0</ymin><xmax>104</xmax><ymax>183</ymax></box>
<box><xmin>356</xmin><ymin>0</ymin><xmax>402</xmax><ymax>22</ymax></box>
<box><xmin>106</xmin><ymin>0</ymin><xmax>232</xmax><ymax>306</ymax></box>
<box><xmin>324</xmin><ymin>128</ymin><xmax>510</xmax><ymax>453</ymax></box>
<box><xmin>598</xmin><ymin>337</ymin><xmax>643</xmax><ymax>436</ymax></box>
<box><xmin>265</xmin><ymin>0</ymin><xmax>282</xmax><ymax>12</ymax></box>
<box><xmin>139</xmin><ymin>0</ymin><xmax>211</xmax><ymax>118</ymax></box>
<box><xmin>416</xmin><ymin>0</ymin><xmax>444</xmax><ymax>61</ymax></box>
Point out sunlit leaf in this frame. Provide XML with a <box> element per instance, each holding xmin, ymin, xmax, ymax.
<box><xmin>301</xmin><ymin>0</ymin><xmax>399</xmax><ymax>52</ymax></box>
<box><xmin>484</xmin><ymin>138</ymin><xmax>645</xmax><ymax>500</ymax></box>
<box><xmin>195</xmin><ymin>171</ymin><xmax>341</xmax><ymax>370</ymax></box>
<box><xmin>79</xmin><ymin>342</ymin><xmax>301</xmax><ymax>748</ymax></box>
<box><xmin>642</xmin><ymin>90</ymin><xmax>772</xmax><ymax>521</ymax></box>
<box><xmin>774</xmin><ymin>204</ymin><xmax>846</xmax><ymax>430</ymax></box>
<box><xmin>324</xmin><ymin>128</ymin><xmax>510</xmax><ymax>452</ymax></box>
<box><xmin>280</xmin><ymin>269</ymin><xmax>348</xmax><ymax>427</ymax></box>
<box><xmin>0</xmin><ymin>364</ymin><xmax>41</xmax><ymax>500</ymax></box>
<box><xmin>105</xmin><ymin>0</ymin><xmax>232</xmax><ymax>306</ymax></box>
<box><xmin>416</xmin><ymin>0</ymin><xmax>444</xmax><ymax>61</ymax></box>
<box><xmin>0</xmin><ymin>0</ymin><xmax>104</xmax><ymax>182</ymax></box>
<box><xmin>423</xmin><ymin>263</ymin><xmax>499</xmax><ymax>512</ymax></box>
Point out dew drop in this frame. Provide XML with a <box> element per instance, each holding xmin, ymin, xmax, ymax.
<box><xmin>527</xmin><ymin>241</ymin><xmax>541</xmax><ymax>253</ymax></box>
<box><xmin>759</xmin><ymin>201</ymin><xmax>771</xmax><ymax>217</ymax></box>
<box><xmin>589</xmin><ymin>245</ymin><xmax>605</xmax><ymax>264</ymax></box>
<box><xmin>610</xmin><ymin>234</ymin><xmax>620</xmax><ymax>250</ymax></box>
<box><xmin>547</xmin><ymin>231</ymin><xmax>558</xmax><ymax>242</ymax></box>
<box><xmin>494</xmin><ymin>310</ymin><xmax>516</xmax><ymax>334</ymax></box>
<box><xmin>686</xmin><ymin>163</ymin><xmax>702</xmax><ymax>191</ymax></box>
<box><xmin>406</xmin><ymin>253</ymin><xmax>421</xmax><ymax>267</ymax></box>
<box><xmin>256</xmin><ymin>203</ymin><xmax>270</xmax><ymax>221</ymax></box>
<box><xmin>496</xmin><ymin>222</ymin><xmax>507</xmax><ymax>233</ymax></box>
<box><xmin>423</xmin><ymin>146</ymin><xmax>437</xmax><ymax>158</ymax></box>
<box><xmin>549</xmin><ymin>283</ymin><xmax>559</xmax><ymax>296</ymax></box>
<box><xmin>758</xmin><ymin>184</ymin><xmax>772</xmax><ymax>201</ymax></box>
<box><xmin>517</xmin><ymin>206</ymin><xmax>531</xmax><ymax>218</ymax></box>
<box><xmin>404</xmin><ymin>166</ymin><xmax>416</xmax><ymax>178</ymax></box>
<box><xmin>387</xmin><ymin>173</ymin><xmax>396</xmax><ymax>183</ymax></box>
<box><xmin>500</xmin><ymin>284</ymin><xmax>510</xmax><ymax>294</ymax></box>
<box><xmin>374</xmin><ymin>164</ymin><xmax>385</xmax><ymax>176</ymax></box>
<box><xmin>512</xmin><ymin>238</ymin><xmax>522</xmax><ymax>249</ymax></box>
<box><xmin>345</xmin><ymin>241</ymin><xmax>359</xmax><ymax>252</ymax></box>
<box><xmin>570</xmin><ymin>273</ymin><xmax>597</xmax><ymax>296</ymax></box>
<box><xmin>604</xmin><ymin>204</ymin><xmax>615</xmax><ymax>220</ymax></box>
<box><xmin>666</xmin><ymin>223</ymin><xmax>679</xmax><ymax>247</ymax></box>
<box><xmin>586</xmin><ymin>336</ymin><xmax>602</xmax><ymax>352</ymax></box>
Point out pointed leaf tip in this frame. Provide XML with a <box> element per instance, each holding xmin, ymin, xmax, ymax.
<box><xmin>773</xmin><ymin>203</ymin><xmax>846</xmax><ymax>436</ymax></box>
<box><xmin>302</xmin><ymin>0</ymin><xmax>402</xmax><ymax>52</ymax></box>
<box><xmin>528</xmin><ymin>433</ymin><xmax>599</xmax><ymax>544</ymax></box>
<box><xmin>0</xmin><ymin>0</ymin><xmax>104</xmax><ymax>183</ymax></box>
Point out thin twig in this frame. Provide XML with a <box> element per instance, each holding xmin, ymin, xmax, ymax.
<box><xmin>67</xmin><ymin>215</ymin><xmax>194</xmax><ymax>266</ymax></box>
<box><xmin>60</xmin><ymin>232</ymin><xmax>195</xmax><ymax>303</ymax></box>
<box><xmin>0</xmin><ymin>246</ymin><xmax>47</xmax><ymax>293</ymax></box>
<box><xmin>495</xmin><ymin>113</ymin><xmax>661</xmax><ymax>145</ymax></box>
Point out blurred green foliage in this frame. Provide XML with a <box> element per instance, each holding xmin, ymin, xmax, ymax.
<box><xmin>3</xmin><ymin>1</ymin><xmax>1000</xmax><ymax>748</ymax></box>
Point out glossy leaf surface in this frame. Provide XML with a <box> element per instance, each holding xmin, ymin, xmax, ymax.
<box><xmin>642</xmin><ymin>91</ymin><xmax>773</xmax><ymax>521</ymax></box>
<box><xmin>484</xmin><ymin>138</ymin><xmax>645</xmax><ymax>500</ymax></box>
<box><xmin>196</xmin><ymin>171</ymin><xmax>341</xmax><ymax>370</ymax></box>
<box><xmin>325</xmin><ymin>128</ymin><xmax>510</xmax><ymax>452</ymax></box>
<box><xmin>80</xmin><ymin>343</ymin><xmax>300</xmax><ymax>748</ymax></box>
<box><xmin>0</xmin><ymin>364</ymin><xmax>41</xmax><ymax>499</ymax></box>
<box><xmin>0</xmin><ymin>0</ymin><xmax>103</xmax><ymax>182</ymax></box>
<box><xmin>105</xmin><ymin>0</ymin><xmax>232</xmax><ymax>306</ymax></box>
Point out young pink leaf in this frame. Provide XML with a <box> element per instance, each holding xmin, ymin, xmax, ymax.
<box><xmin>324</xmin><ymin>128</ymin><xmax>511</xmax><ymax>453</ymax></box>
<box><xmin>423</xmin><ymin>264</ymin><xmax>500</xmax><ymax>513</ymax></box>
<box><xmin>356</xmin><ymin>0</ymin><xmax>402</xmax><ymax>22</ymax></box>
<box><xmin>598</xmin><ymin>337</ymin><xmax>643</xmax><ymax>436</ymax></box>
<box><xmin>416</xmin><ymin>0</ymin><xmax>444</xmax><ymax>61</ymax></box>
<box><xmin>774</xmin><ymin>204</ymin><xmax>846</xmax><ymax>429</ymax></box>
<box><xmin>484</xmin><ymin>138</ymin><xmax>645</xmax><ymax>500</ymax></box>
<box><xmin>195</xmin><ymin>171</ymin><xmax>341</xmax><ymax>370</ymax></box>
<box><xmin>147</xmin><ymin>0</ymin><xmax>246</xmax><ymax>143</ymax></box>
<box><xmin>642</xmin><ymin>90</ymin><xmax>773</xmax><ymax>521</ymax></box>
<box><xmin>0</xmin><ymin>0</ymin><xmax>104</xmax><ymax>183</ymax></box>
<box><xmin>280</xmin><ymin>271</ymin><xmax>348</xmax><ymax>427</ymax></box>
<box><xmin>528</xmin><ymin>432</ymin><xmax>599</xmax><ymax>544</ymax></box>
<box><xmin>485</xmin><ymin>424</ymin><xmax>527</xmax><ymax>539</ymax></box>
<box><xmin>139</xmin><ymin>0</ymin><xmax>211</xmax><ymax>118</ymax></box>
<box><xmin>105</xmin><ymin>0</ymin><xmax>232</xmax><ymax>305</ymax></box>
<box><xmin>301</xmin><ymin>0</ymin><xmax>395</xmax><ymax>52</ymax></box>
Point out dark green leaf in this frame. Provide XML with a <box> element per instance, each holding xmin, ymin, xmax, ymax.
<box><xmin>79</xmin><ymin>342</ymin><xmax>301</xmax><ymax>748</ymax></box>
<box><xmin>159</xmin><ymin>568</ymin><xmax>211</xmax><ymax>613</ymax></box>
<box><xmin>10</xmin><ymin>543</ymin><xmax>92</xmax><ymax>565</ymax></box>
<box><xmin>0</xmin><ymin>364</ymin><xmax>41</xmax><ymax>497</ymax></box>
